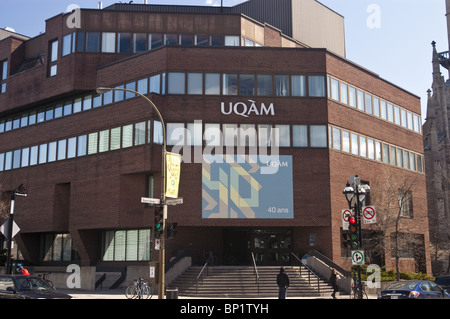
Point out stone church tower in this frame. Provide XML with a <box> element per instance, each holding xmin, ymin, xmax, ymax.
<box><xmin>423</xmin><ymin>0</ymin><xmax>450</xmax><ymax>276</ymax></box>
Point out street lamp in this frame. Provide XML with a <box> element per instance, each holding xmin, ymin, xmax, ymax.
<box><xmin>96</xmin><ymin>87</ymin><xmax>167</xmax><ymax>299</ymax></box>
<box><xmin>6</xmin><ymin>184</ymin><xmax>27</xmax><ymax>274</ymax></box>
<box><xmin>342</xmin><ymin>176</ymin><xmax>367</xmax><ymax>299</ymax></box>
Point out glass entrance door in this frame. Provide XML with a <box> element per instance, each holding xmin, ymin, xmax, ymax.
<box><xmin>252</xmin><ymin>229</ymin><xmax>292</xmax><ymax>266</ymax></box>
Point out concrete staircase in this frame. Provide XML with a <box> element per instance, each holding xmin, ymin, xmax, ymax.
<box><xmin>168</xmin><ymin>266</ymin><xmax>334</xmax><ymax>298</ymax></box>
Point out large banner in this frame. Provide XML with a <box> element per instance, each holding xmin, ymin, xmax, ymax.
<box><xmin>202</xmin><ymin>155</ymin><xmax>293</xmax><ymax>219</ymax></box>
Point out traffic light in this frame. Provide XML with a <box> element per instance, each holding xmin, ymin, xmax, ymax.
<box><xmin>167</xmin><ymin>222</ymin><xmax>178</xmax><ymax>239</ymax></box>
<box><xmin>342</xmin><ymin>232</ymin><xmax>350</xmax><ymax>249</ymax></box>
<box><xmin>348</xmin><ymin>215</ymin><xmax>359</xmax><ymax>249</ymax></box>
<box><xmin>154</xmin><ymin>205</ymin><xmax>163</xmax><ymax>238</ymax></box>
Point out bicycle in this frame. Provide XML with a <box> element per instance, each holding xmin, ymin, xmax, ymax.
<box><xmin>38</xmin><ymin>273</ymin><xmax>55</xmax><ymax>290</ymax></box>
<box><xmin>125</xmin><ymin>278</ymin><xmax>153</xmax><ymax>299</ymax></box>
<box><xmin>350</xmin><ymin>282</ymin><xmax>368</xmax><ymax>299</ymax></box>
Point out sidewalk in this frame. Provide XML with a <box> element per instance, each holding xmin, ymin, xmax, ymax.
<box><xmin>58</xmin><ymin>288</ymin><xmax>377</xmax><ymax>299</ymax></box>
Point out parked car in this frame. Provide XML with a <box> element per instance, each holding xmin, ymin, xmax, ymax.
<box><xmin>378</xmin><ymin>280</ymin><xmax>450</xmax><ymax>299</ymax></box>
<box><xmin>0</xmin><ymin>275</ymin><xmax>72</xmax><ymax>299</ymax></box>
<box><xmin>435</xmin><ymin>275</ymin><xmax>450</xmax><ymax>291</ymax></box>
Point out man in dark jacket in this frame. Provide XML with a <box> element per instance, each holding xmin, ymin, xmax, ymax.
<box><xmin>277</xmin><ymin>267</ymin><xmax>290</xmax><ymax>299</ymax></box>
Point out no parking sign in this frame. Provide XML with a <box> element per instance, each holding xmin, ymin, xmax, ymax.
<box><xmin>362</xmin><ymin>206</ymin><xmax>376</xmax><ymax>224</ymax></box>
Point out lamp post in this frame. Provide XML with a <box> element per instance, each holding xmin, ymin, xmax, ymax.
<box><xmin>96</xmin><ymin>87</ymin><xmax>167</xmax><ymax>299</ymax></box>
<box><xmin>343</xmin><ymin>176</ymin><xmax>366</xmax><ymax>299</ymax></box>
<box><xmin>6</xmin><ymin>184</ymin><xmax>27</xmax><ymax>274</ymax></box>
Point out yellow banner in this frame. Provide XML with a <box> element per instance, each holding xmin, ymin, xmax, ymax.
<box><xmin>165</xmin><ymin>152</ymin><xmax>181</xmax><ymax>198</ymax></box>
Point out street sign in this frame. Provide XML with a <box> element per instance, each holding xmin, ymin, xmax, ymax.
<box><xmin>0</xmin><ymin>220</ymin><xmax>20</xmax><ymax>239</ymax></box>
<box><xmin>351</xmin><ymin>250</ymin><xmax>365</xmax><ymax>265</ymax></box>
<box><xmin>342</xmin><ymin>209</ymin><xmax>352</xmax><ymax>230</ymax></box>
<box><xmin>363</xmin><ymin>206</ymin><xmax>376</xmax><ymax>224</ymax></box>
<box><xmin>165</xmin><ymin>198</ymin><xmax>183</xmax><ymax>206</ymax></box>
<box><xmin>141</xmin><ymin>197</ymin><xmax>161</xmax><ymax>205</ymax></box>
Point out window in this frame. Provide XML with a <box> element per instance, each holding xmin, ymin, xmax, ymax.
<box><xmin>225</xmin><ymin>36</ymin><xmax>240</xmax><ymax>46</ymax></box>
<box><xmin>122</xmin><ymin>125</ymin><xmax>133</xmax><ymax>148</ymax></box>
<box><xmin>99</xmin><ymin>130</ymin><xmax>110</xmax><ymax>152</ymax></box>
<box><xmin>41</xmin><ymin>233</ymin><xmax>76</xmax><ymax>262</ymax></box>
<box><xmin>359</xmin><ymin>137</ymin><xmax>367</xmax><ymax>157</ymax></box>
<box><xmin>340</xmin><ymin>83</ymin><xmax>348</xmax><ymax>104</ymax></box>
<box><xmin>310</xmin><ymin>125</ymin><xmax>327</xmax><ymax>147</ymax></box>
<box><xmin>275</xmin><ymin>75</ymin><xmax>289</xmax><ymax>96</ymax></box>
<box><xmin>167</xmin><ymin>123</ymin><xmax>184</xmax><ymax>146</ymax></box>
<box><xmin>223</xmin><ymin>74</ymin><xmax>238</xmax><ymax>95</ymax></box>
<box><xmin>102</xmin><ymin>229</ymin><xmax>151</xmax><ymax>261</ymax></box>
<box><xmin>240</xmin><ymin>74</ymin><xmax>255</xmax><ymax>95</ymax></box>
<box><xmin>76</xmin><ymin>31</ymin><xmax>85</xmax><ymax>52</ymax></box>
<box><xmin>67</xmin><ymin>137</ymin><xmax>77</xmax><ymax>158</ymax></box>
<box><xmin>195</xmin><ymin>34</ymin><xmax>209</xmax><ymax>46</ymax></box>
<box><xmin>149</xmin><ymin>33</ymin><xmax>163</xmax><ymax>50</ymax></box>
<box><xmin>137</xmin><ymin>78</ymin><xmax>148</xmax><ymax>95</ymax></box>
<box><xmin>357</xmin><ymin>90</ymin><xmax>365</xmax><ymax>111</ymax></box>
<box><xmin>135</xmin><ymin>122</ymin><xmax>146</xmax><ymax>146</ymax></box>
<box><xmin>168</xmin><ymin>72</ymin><xmax>185</xmax><ymax>94</ymax></box>
<box><xmin>308</xmin><ymin>75</ymin><xmax>325</xmax><ymax>97</ymax></box>
<box><xmin>153</xmin><ymin>121</ymin><xmax>163</xmax><ymax>144</ymax></box>
<box><xmin>257</xmin><ymin>75</ymin><xmax>273</xmax><ymax>96</ymax></box>
<box><xmin>187</xmin><ymin>122</ymin><xmax>203</xmax><ymax>146</ymax></box>
<box><xmin>291</xmin><ymin>75</ymin><xmax>306</xmax><ymax>97</ymax></box>
<box><xmin>187</xmin><ymin>73</ymin><xmax>203</xmax><ymax>95</ymax></box>
<box><xmin>78</xmin><ymin>135</ymin><xmax>87</xmax><ymax>156</ymax></box>
<box><xmin>331</xmin><ymin>78</ymin><xmax>339</xmax><ymax>101</ymax></box>
<box><xmin>351</xmin><ymin>134</ymin><xmax>359</xmax><ymax>155</ymax></box>
<box><xmin>373</xmin><ymin>97</ymin><xmax>380</xmax><ymax>117</ymax></box>
<box><xmin>48</xmin><ymin>142</ymin><xmax>57</xmax><ymax>162</ymax></box>
<box><xmin>348</xmin><ymin>86</ymin><xmax>356</xmax><ymax>108</ymax></box>
<box><xmin>86</xmin><ymin>32</ymin><xmax>100</xmax><ymax>52</ymax></box>
<box><xmin>205</xmin><ymin>74</ymin><xmax>220</xmax><ymax>95</ymax></box>
<box><xmin>110</xmin><ymin>127</ymin><xmax>121</xmax><ymax>150</ymax></box>
<box><xmin>118</xmin><ymin>33</ymin><xmax>131</xmax><ymax>53</ymax></box>
<box><xmin>133</xmin><ymin>33</ymin><xmax>147</xmax><ymax>53</ymax></box>
<box><xmin>293</xmin><ymin>125</ymin><xmax>308</xmax><ymax>147</ymax></box>
<box><xmin>332</xmin><ymin>127</ymin><xmax>341</xmax><ymax>150</ymax></box>
<box><xmin>1</xmin><ymin>60</ymin><xmax>8</xmax><ymax>93</ymax></box>
<box><xmin>164</xmin><ymin>34</ymin><xmax>177</xmax><ymax>46</ymax></box>
<box><xmin>49</xmin><ymin>40</ymin><xmax>58</xmax><ymax>76</ymax></box>
<box><xmin>179</xmin><ymin>34</ymin><xmax>193</xmax><ymax>46</ymax></box>
<box><xmin>88</xmin><ymin>133</ymin><xmax>98</xmax><ymax>154</ymax></box>
<box><xmin>149</xmin><ymin>74</ymin><xmax>161</xmax><ymax>94</ymax></box>
<box><xmin>102</xmin><ymin>32</ymin><xmax>116</xmax><ymax>53</ymax></box>
<box><xmin>274</xmin><ymin>125</ymin><xmax>290</xmax><ymax>147</ymax></box>
<box><xmin>62</xmin><ymin>34</ymin><xmax>72</xmax><ymax>56</ymax></box>
<box><xmin>342</xmin><ymin>131</ymin><xmax>350</xmax><ymax>153</ymax></box>
<box><xmin>58</xmin><ymin>139</ymin><xmax>67</xmax><ymax>160</ymax></box>
<box><xmin>398</xmin><ymin>190</ymin><xmax>413</xmax><ymax>218</ymax></box>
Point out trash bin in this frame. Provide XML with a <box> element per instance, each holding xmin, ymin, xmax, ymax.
<box><xmin>166</xmin><ymin>288</ymin><xmax>178</xmax><ymax>299</ymax></box>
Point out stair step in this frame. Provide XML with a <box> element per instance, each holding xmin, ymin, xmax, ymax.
<box><xmin>169</xmin><ymin>266</ymin><xmax>333</xmax><ymax>297</ymax></box>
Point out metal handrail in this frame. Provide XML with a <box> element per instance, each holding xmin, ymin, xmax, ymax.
<box><xmin>250</xmin><ymin>252</ymin><xmax>260</xmax><ymax>294</ymax></box>
<box><xmin>196</xmin><ymin>262</ymin><xmax>209</xmax><ymax>294</ymax></box>
<box><xmin>291</xmin><ymin>252</ymin><xmax>321</xmax><ymax>293</ymax></box>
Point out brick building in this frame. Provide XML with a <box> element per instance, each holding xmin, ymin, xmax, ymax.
<box><xmin>0</xmin><ymin>0</ymin><xmax>431</xmax><ymax>286</ymax></box>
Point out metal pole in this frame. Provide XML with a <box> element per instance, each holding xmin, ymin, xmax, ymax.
<box><xmin>96</xmin><ymin>87</ymin><xmax>167</xmax><ymax>299</ymax></box>
<box><xmin>6</xmin><ymin>193</ymin><xmax>15</xmax><ymax>274</ymax></box>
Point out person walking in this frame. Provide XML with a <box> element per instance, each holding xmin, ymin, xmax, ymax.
<box><xmin>277</xmin><ymin>267</ymin><xmax>290</xmax><ymax>299</ymax></box>
<box><xmin>330</xmin><ymin>268</ymin><xmax>340</xmax><ymax>299</ymax></box>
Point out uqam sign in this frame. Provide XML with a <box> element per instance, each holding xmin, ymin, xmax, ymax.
<box><xmin>221</xmin><ymin>100</ymin><xmax>275</xmax><ymax>117</ymax></box>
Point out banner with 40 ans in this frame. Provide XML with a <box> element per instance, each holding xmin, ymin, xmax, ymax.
<box><xmin>202</xmin><ymin>154</ymin><xmax>294</xmax><ymax>219</ymax></box>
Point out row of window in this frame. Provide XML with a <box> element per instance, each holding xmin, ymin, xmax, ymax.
<box><xmin>102</xmin><ymin>229</ymin><xmax>152</xmax><ymax>261</ymax></box>
<box><xmin>62</xmin><ymin>31</ymin><xmax>259</xmax><ymax>57</ymax></box>
<box><xmin>39</xmin><ymin>229</ymin><xmax>152</xmax><ymax>262</ymax></box>
<box><xmin>0</xmin><ymin>120</ymin><xmax>158</xmax><ymax>172</ymax></box>
<box><xmin>329</xmin><ymin>125</ymin><xmax>423</xmax><ymax>173</ymax></box>
<box><xmin>0</xmin><ymin>73</ymin><xmax>165</xmax><ymax>135</ymax></box>
<box><xmin>167</xmin><ymin>72</ymin><xmax>326</xmax><ymax>97</ymax></box>
<box><xmin>328</xmin><ymin>76</ymin><xmax>422</xmax><ymax>134</ymax></box>
<box><xmin>166</xmin><ymin>122</ymin><xmax>328</xmax><ymax>148</ymax></box>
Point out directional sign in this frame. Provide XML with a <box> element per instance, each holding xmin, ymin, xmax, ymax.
<box><xmin>363</xmin><ymin>206</ymin><xmax>376</xmax><ymax>224</ymax></box>
<box><xmin>351</xmin><ymin>250</ymin><xmax>365</xmax><ymax>265</ymax></box>
<box><xmin>141</xmin><ymin>197</ymin><xmax>161</xmax><ymax>205</ymax></box>
<box><xmin>0</xmin><ymin>220</ymin><xmax>20</xmax><ymax>239</ymax></box>
<box><xmin>342</xmin><ymin>209</ymin><xmax>352</xmax><ymax>230</ymax></box>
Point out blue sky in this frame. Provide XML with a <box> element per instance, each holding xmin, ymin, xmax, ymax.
<box><xmin>0</xmin><ymin>0</ymin><xmax>448</xmax><ymax>120</ymax></box>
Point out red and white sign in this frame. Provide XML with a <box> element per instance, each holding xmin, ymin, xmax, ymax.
<box><xmin>342</xmin><ymin>209</ymin><xmax>352</xmax><ymax>230</ymax></box>
<box><xmin>363</xmin><ymin>206</ymin><xmax>376</xmax><ymax>224</ymax></box>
